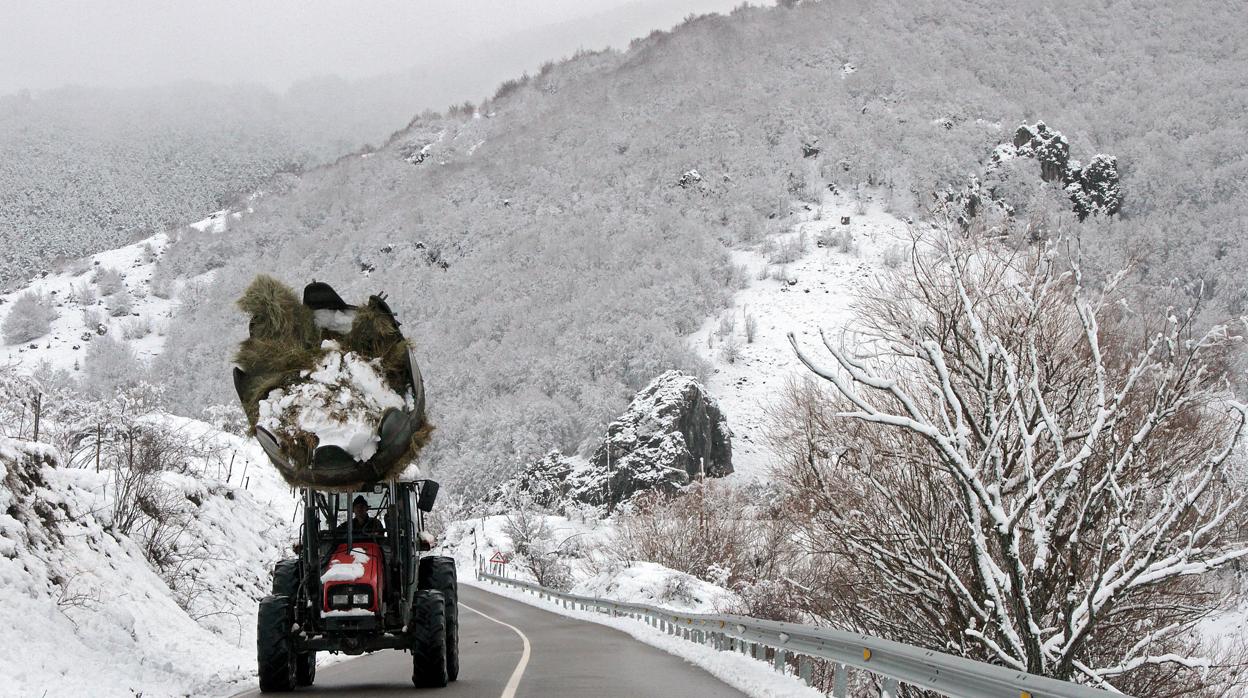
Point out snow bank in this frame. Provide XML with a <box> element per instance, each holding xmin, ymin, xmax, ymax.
<box><xmin>0</xmin><ymin>418</ymin><xmax>299</xmax><ymax>698</ymax></box>
<box><xmin>464</xmin><ymin>576</ymin><xmax>822</xmax><ymax>698</ymax></box>
<box><xmin>440</xmin><ymin>514</ymin><xmax>734</xmax><ymax>614</ymax></box>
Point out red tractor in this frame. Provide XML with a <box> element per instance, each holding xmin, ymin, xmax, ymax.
<box><xmin>257</xmin><ymin>480</ymin><xmax>458</xmax><ymax>691</ymax></box>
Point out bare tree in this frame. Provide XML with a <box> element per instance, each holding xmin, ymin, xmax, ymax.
<box><xmin>781</xmin><ymin>224</ymin><xmax>1248</xmax><ymax>695</ymax></box>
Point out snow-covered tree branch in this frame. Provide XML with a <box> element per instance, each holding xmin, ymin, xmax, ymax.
<box><xmin>778</xmin><ymin>225</ymin><xmax>1248</xmax><ymax>695</ymax></box>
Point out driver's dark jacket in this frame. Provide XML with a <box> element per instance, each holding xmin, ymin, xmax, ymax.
<box><xmin>336</xmin><ymin>515</ymin><xmax>385</xmax><ymax>535</ymax></box>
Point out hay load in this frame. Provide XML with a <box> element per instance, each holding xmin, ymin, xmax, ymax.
<box><xmin>232</xmin><ymin>276</ymin><xmax>431</xmax><ymax>490</ymax></box>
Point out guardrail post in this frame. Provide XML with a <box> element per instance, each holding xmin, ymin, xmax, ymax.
<box><xmin>880</xmin><ymin>677</ymin><xmax>898</xmax><ymax>698</ymax></box>
<box><xmin>833</xmin><ymin>664</ymin><xmax>848</xmax><ymax>698</ymax></box>
<box><xmin>798</xmin><ymin>655</ymin><xmax>812</xmax><ymax>685</ymax></box>
<box><xmin>774</xmin><ymin>648</ymin><xmax>787</xmax><ymax>673</ymax></box>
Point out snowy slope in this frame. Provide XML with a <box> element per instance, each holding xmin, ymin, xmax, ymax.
<box><xmin>441</xmin><ymin>514</ymin><xmax>735</xmax><ymax>614</ymax></box>
<box><xmin>0</xmin><ymin>418</ymin><xmax>299</xmax><ymax>698</ymax></box>
<box><xmin>0</xmin><ymin>208</ymin><xmax>240</xmax><ymax>373</ymax></box>
<box><xmin>692</xmin><ymin>193</ymin><xmax>909</xmax><ymax>481</ymax></box>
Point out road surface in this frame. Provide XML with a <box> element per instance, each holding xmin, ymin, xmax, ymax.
<box><xmin>234</xmin><ymin>583</ymin><xmax>749</xmax><ymax>697</ymax></box>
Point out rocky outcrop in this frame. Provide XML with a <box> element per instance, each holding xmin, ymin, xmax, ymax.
<box><xmin>490</xmin><ymin>371</ymin><xmax>733</xmax><ymax>511</ymax></box>
<box><xmin>963</xmin><ymin>121</ymin><xmax>1122</xmax><ymax>224</ymax></box>
<box><xmin>1012</xmin><ymin>122</ymin><xmax>1071</xmax><ymax>182</ymax></box>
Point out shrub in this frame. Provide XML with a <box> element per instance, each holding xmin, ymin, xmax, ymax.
<box><xmin>108</xmin><ymin>292</ymin><xmax>133</xmax><ymax>317</ymax></box>
<box><xmin>122</xmin><ymin>316</ymin><xmax>152</xmax><ymax>340</ymax></box>
<box><xmin>70</xmin><ymin>282</ymin><xmax>96</xmax><ymax>306</ymax></box>
<box><xmin>2</xmin><ymin>291</ymin><xmax>57</xmax><ymax>344</ymax></box>
<box><xmin>880</xmin><ymin>243</ymin><xmax>907</xmax><ymax>268</ymax></box>
<box><xmin>95</xmin><ymin>267</ymin><xmax>126</xmax><ymax>297</ymax></box>
<box><xmin>780</xmin><ymin>226</ymin><xmax>1248</xmax><ymax>691</ymax></box>
<box><xmin>83</xmin><ymin>334</ymin><xmax>142</xmax><ymax>397</ymax></box>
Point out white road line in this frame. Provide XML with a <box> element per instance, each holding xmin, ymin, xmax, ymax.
<box><xmin>461</xmin><ymin>601</ymin><xmax>531</xmax><ymax>698</ymax></box>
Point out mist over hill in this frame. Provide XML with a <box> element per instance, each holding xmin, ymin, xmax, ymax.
<box><xmin>0</xmin><ymin>0</ymin><xmax>745</xmax><ymax>291</ymax></box>
<box><xmin>149</xmin><ymin>0</ymin><xmax>1248</xmax><ymax>496</ymax></box>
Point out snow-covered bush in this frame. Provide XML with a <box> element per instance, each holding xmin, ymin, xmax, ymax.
<box><xmin>781</xmin><ymin>224</ymin><xmax>1248</xmax><ymax>694</ymax></box>
<box><xmin>121</xmin><ymin>316</ymin><xmax>151</xmax><ymax>340</ymax></box>
<box><xmin>82</xmin><ymin>335</ymin><xmax>143</xmax><ymax>398</ymax></box>
<box><xmin>94</xmin><ymin>267</ymin><xmax>125</xmax><ymax>297</ymax></box>
<box><xmin>500</xmin><ymin>495</ymin><xmax>573</xmax><ymax>589</ymax></box>
<box><xmin>108</xmin><ymin>291</ymin><xmax>133</xmax><ymax>317</ymax></box>
<box><xmin>2</xmin><ymin>291</ymin><xmax>57</xmax><ymax>344</ymax></box>
<box><xmin>70</xmin><ymin>282</ymin><xmax>96</xmax><ymax>306</ymax></box>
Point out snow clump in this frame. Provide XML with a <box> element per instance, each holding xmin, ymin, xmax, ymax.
<box><xmin>257</xmin><ymin>340</ymin><xmax>409</xmax><ymax>461</ymax></box>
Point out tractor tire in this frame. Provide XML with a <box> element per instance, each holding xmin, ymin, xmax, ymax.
<box><xmin>257</xmin><ymin>595</ymin><xmax>296</xmax><ymax>693</ymax></box>
<box><xmin>272</xmin><ymin>559</ymin><xmax>300</xmax><ymax>597</ymax></box>
<box><xmin>295</xmin><ymin>651</ymin><xmax>316</xmax><ymax>687</ymax></box>
<box><xmin>410</xmin><ymin>589</ymin><xmax>448</xmax><ymax>688</ymax></box>
<box><xmin>418</xmin><ymin>556</ymin><xmax>459</xmax><ymax>681</ymax></box>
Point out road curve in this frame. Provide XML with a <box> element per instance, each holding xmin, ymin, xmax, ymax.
<box><xmin>234</xmin><ymin>583</ymin><xmax>748</xmax><ymax>697</ymax></box>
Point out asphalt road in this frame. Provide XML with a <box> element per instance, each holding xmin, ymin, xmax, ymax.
<box><xmin>234</xmin><ymin>583</ymin><xmax>748</xmax><ymax>697</ymax></box>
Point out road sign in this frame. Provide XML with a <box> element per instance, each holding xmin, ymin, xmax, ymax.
<box><xmin>489</xmin><ymin>551</ymin><xmax>510</xmax><ymax>565</ymax></box>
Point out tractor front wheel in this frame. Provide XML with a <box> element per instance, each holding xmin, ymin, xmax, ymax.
<box><xmin>410</xmin><ymin>589</ymin><xmax>448</xmax><ymax>688</ymax></box>
<box><xmin>418</xmin><ymin>556</ymin><xmax>459</xmax><ymax>681</ymax></box>
<box><xmin>295</xmin><ymin>650</ymin><xmax>316</xmax><ymax>687</ymax></box>
<box><xmin>257</xmin><ymin>595</ymin><xmax>296</xmax><ymax>693</ymax></box>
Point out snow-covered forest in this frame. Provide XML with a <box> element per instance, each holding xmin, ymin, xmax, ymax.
<box><xmin>147</xmin><ymin>0</ymin><xmax>1248</xmax><ymax>499</ymax></box>
<box><xmin>3</xmin><ymin>0</ymin><xmax>1247</xmax><ymax>695</ymax></box>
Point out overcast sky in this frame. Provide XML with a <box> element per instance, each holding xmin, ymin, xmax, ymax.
<box><xmin>0</xmin><ymin>0</ymin><xmax>746</xmax><ymax>95</ymax></box>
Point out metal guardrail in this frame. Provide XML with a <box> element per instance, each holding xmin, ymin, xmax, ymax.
<box><xmin>478</xmin><ymin>566</ymin><xmax>1121</xmax><ymax>698</ymax></box>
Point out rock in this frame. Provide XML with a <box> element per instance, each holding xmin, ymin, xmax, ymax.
<box><xmin>677</xmin><ymin>169</ymin><xmax>704</xmax><ymax>189</ymax></box>
<box><xmin>491</xmin><ymin>371</ymin><xmax>733</xmax><ymax>511</ymax></box>
<box><xmin>1013</xmin><ymin>121</ymin><xmax>1070</xmax><ymax>182</ymax></box>
<box><xmin>570</xmin><ymin>371</ymin><xmax>732</xmax><ymax>508</ymax></box>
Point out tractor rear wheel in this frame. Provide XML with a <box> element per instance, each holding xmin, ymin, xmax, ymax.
<box><xmin>257</xmin><ymin>595</ymin><xmax>296</xmax><ymax>693</ymax></box>
<box><xmin>410</xmin><ymin>589</ymin><xmax>448</xmax><ymax>688</ymax></box>
<box><xmin>295</xmin><ymin>651</ymin><xmax>316</xmax><ymax>687</ymax></box>
<box><xmin>419</xmin><ymin>556</ymin><xmax>459</xmax><ymax>681</ymax></box>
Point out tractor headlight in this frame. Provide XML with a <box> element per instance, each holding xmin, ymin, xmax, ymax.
<box><xmin>327</xmin><ymin>584</ymin><xmax>372</xmax><ymax>610</ymax></box>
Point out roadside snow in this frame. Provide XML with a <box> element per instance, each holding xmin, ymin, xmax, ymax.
<box><xmin>0</xmin><ymin>423</ymin><xmax>299</xmax><ymax>698</ymax></box>
<box><xmin>464</xmin><ymin>575</ymin><xmax>823</xmax><ymax>698</ymax></box>
<box><xmin>691</xmin><ymin>193</ymin><xmax>907</xmax><ymax>481</ymax></box>
<box><xmin>440</xmin><ymin>514</ymin><xmax>735</xmax><ymax>614</ymax></box>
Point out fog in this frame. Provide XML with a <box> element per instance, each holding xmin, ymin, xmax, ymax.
<box><xmin>0</xmin><ymin>0</ymin><xmax>748</xmax><ymax>95</ymax></box>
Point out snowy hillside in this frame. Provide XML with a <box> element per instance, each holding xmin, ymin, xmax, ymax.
<box><xmin>440</xmin><ymin>513</ymin><xmax>735</xmax><ymax>615</ymax></box>
<box><xmin>0</xmin><ymin>414</ymin><xmax>298</xmax><ymax>697</ymax></box>
<box><xmin>693</xmin><ymin>192</ymin><xmax>905</xmax><ymax>481</ymax></box>
<box><xmin>0</xmin><ymin>208</ymin><xmax>243</xmax><ymax>374</ymax></box>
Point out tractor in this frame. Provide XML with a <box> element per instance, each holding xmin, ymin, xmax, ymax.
<box><xmin>256</xmin><ymin>479</ymin><xmax>459</xmax><ymax>691</ymax></box>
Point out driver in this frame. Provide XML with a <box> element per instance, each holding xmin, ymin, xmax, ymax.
<box><xmin>338</xmin><ymin>495</ymin><xmax>385</xmax><ymax>536</ymax></box>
